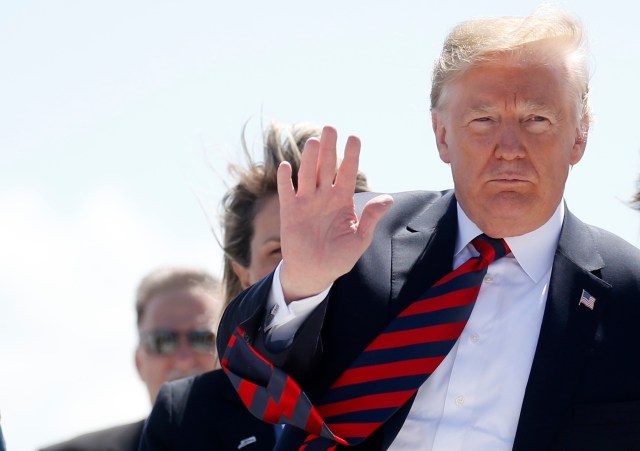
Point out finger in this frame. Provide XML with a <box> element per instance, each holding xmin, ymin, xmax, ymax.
<box><xmin>357</xmin><ymin>194</ymin><xmax>394</xmax><ymax>244</ymax></box>
<box><xmin>297</xmin><ymin>137</ymin><xmax>320</xmax><ymax>196</ymax></box>
<box><xmin>277</xmin><ymin>161</ymin><xmax>296</xmax><ymax>207</ymax></box>
<box><xmin>317</xmin><ymin>125</ymin><xmax>338</xmax><ymax>188</ymax></box>
<box><xmin>334</xmin><ymin>135</ymin><xmax>361</xmax><ymax>196</ymax></box>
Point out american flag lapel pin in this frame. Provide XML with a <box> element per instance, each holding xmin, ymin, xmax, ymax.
<box><xmin>578</xmin><ymin>289</ymin><xmax>596</xmax><ymax>310</ymax></box>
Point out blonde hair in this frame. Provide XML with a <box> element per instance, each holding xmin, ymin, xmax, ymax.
<box><xmin>221</xmin><ymin>121</ymin><xmax>371</xmax><ymax>304</ymax></box>
<box><xmin>431</xmin><ymin>6</ymin><xmax>591</xmax><ymax>130</ymax></box>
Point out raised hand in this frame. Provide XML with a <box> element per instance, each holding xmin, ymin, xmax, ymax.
<box><xmin>277</xmin><ymin>126</ymin><xmax>393</xmax><ymax>303</ymax></box>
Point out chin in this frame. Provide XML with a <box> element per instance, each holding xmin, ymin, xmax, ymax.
<box><xmin>475</xmin><ymin>207</ymin><xmax>537</xmax><ymax>238</ymax></box>
<box><xmin>166</xmin><ymin>367</ymin><xmax>207</xmax><ymax>381</ymax></box>
<box><xmin>490</xmin><ymin>192</ymin><xmax>535</xmax><ymax>214</ymax></box>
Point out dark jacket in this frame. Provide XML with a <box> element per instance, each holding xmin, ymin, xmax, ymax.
<box><xmin>218</xmin><ymin>190</ymin><xmax>640</xmax><ymax>450</ymax></box>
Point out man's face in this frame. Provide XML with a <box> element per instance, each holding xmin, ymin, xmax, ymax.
<box><xmin>135</xmin><ymin>288</ymin><xmax>222</xmax><ymax>403</ymax></box>
<box><xmin>432</xmin><ymin>55</ymin><xmax>588</xmax><ymax>237</ymax></box>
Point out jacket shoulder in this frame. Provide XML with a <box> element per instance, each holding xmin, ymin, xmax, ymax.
<box><xmin>355</xmin><ymin>189</ymin><xmax>454</xmax><ymax>230</ymax></box>
<box><xmin>147</xmin><ymin>370</ymin><xmax>276</xmax><ymax>450</ymax></box>
<box><xmin>40</xmin><ymin>420</ymin><xmax>144</xmax><ymax>451</ymax></box>
<box><xmin>588</xmin><ymin>224</ymin><xmax>640</xmax><ymax>287</ymax></box>
<box><xmin>354</xmin><ymin>189</ymin><xmax>451</xmax><ymax>212</ymax></box>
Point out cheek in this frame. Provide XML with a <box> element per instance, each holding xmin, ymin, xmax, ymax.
<box><xmin>550</xmin><ymin>161</ymin><xmax>571</xmax><ymax>186</ymax></box>
<box><xmin>534</xmin><ymin>145</ymin><xmax>572</xmax><ymax>175</ymax></box>
<box><xmin>139</xmin><ymin>356</ymin><xmax>168</xmax><ymax>381</ymax></box>
<box><xmin>249</xmin><ymin>256</ymin><xmax>281</xmax><ymax>284</ymax></box>
<box><xmin>249</xmin><ymin>261</ymin><xmax>273</xmax><ymax>284</ymax></box>
<box><xmin>447</xmin><ymin>134</ymin><xmax>483</xmax><ymax>166</ymax></box>
<box><xmin>196</xmin><ymin>354</ymin><xmax>218</xmax><ymax>371</ymax></box>
<box><xmin>449</xmin><ymin>150</ymin><xmax>481</xmax><ymax>181</ymax></box>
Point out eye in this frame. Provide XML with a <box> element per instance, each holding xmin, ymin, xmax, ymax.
<box><xmin>467</xmin><ymin>115</ymin><xmax>496</xmax><ymax>132</ymax></box>
<box><xmin>263</xmin><ymin>241</ymin><xmax>281</xmax><ymax>256</ymax></box>
<box><xmin>141</xmin><ymin>331</ymin><xmax>179</xmax><ymax>355</ymax></box>
<box><xmin>523</xmin><ymin>114</ymin><xmax>552</xmax><ymax>133</ymax></box>
<box><xmin>259</xmin><ymin>242</ymin><xmax>281</xmax><ymax>260</ymax></box>
<box><xmin>188</xmin><ymin>331</ymin><xmax>216</xmax><ymax>353</ymax></box>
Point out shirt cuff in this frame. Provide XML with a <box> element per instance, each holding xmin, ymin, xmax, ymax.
<box><xmin>263</xmin><ymin>261</ymin><xmax>331</xmax><ymax>340</ymax></box>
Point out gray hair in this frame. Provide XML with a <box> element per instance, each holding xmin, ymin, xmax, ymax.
<box><xmin>135</xmin><ymin>267</ymin><xmax>221</xmax><ymax>326</ymax></box>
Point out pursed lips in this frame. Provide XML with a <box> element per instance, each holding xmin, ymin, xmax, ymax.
<box><xmin>488</xmin><ymin>170</ymin><xmax>531</xmax><ymax>182</ymax></box>
<box><xmin>492</xmin><ymin>177</ymin><xmax>527</xmax><ymax>182</ymax></box>
<box><xmin>486</xmin><ymin>175</ymin><xmax>532</xmax><ymax>188</ymax></box>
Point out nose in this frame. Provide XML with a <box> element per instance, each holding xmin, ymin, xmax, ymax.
<box><xmin>494</xmin><ymin>120</ymin><xmax>525</xmax><ymax>160</ymax></box>
<box><xmin>172</xmin><ymin>336</ymin><xmax>196</xmax><ymax>370</ymax></box>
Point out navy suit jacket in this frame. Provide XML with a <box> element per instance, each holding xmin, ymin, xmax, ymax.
<box><xmin>139</xmin><ymin>369</ymin><xmax>276</xmax><ymax>451</ymax></box>
<box><xmin>39</xmin><ymin>420</ymin><xmax>144</xmax><ymax>451</ymax></box>
<box><xmin>217</xmin><ymin>190</ymin><xmax>640</xmax><ymax>450</ymax></box>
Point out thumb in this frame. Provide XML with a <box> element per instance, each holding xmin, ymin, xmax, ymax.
<box><xmin>357</xmin><ymin>194</ymin><xmax>394</xmax><ymax>244</ymax></box>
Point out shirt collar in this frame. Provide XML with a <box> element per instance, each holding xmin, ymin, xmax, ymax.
<box><xmin>455</xmin><ymin>202</ymin><xmax>564</xmax><ymax>283</ymax></box>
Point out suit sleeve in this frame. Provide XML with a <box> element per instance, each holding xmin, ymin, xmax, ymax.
<box><xmin>217</xmin><ymin>271</ymin><xmax>330</xmax><ymax>383</ymax></box>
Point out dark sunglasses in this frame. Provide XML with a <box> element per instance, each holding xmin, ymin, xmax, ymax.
<box><xmin>140</xmin><ymin>330</ymin><xmax>216</xmax><ymax>356</ymax></box>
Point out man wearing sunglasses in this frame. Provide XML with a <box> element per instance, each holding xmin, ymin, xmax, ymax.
<box><xmin>40</xmin><ymin>268</ymin><xmax>224</xmax><ymax>451</ymax></box>
<box><xmin>134</xmin><ymin>268</ymin><xmax>223</xmax><ymax>403</ymax></box>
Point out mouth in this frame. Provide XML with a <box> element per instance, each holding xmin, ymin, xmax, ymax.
<box><xmin>486</xmin><ymin>177</ymin><xmax>531</xmax><ymax>191</ymax></box>
<box><xmin>489</xmin><ymin>174</ymin><xmax>530</xmax><ymax>183</ymax></box>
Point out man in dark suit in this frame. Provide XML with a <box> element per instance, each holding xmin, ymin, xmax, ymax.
<box><xmin>41</xmin><ymin>268</ymin><xmax>225</xmax><ymax>451</ymax></box>
<box><xmin>217</xmin><ymin>7</ymin><xmax>640</xmax><ymax>451</ymax></box>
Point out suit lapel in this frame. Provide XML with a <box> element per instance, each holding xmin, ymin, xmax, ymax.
<box><xmin>513</xmin><ymin>209</ymin><xmax>612</xmax><ymax>450</ymax></box>
<box><xmin>389</xmin><ymin>191</ymin><xmax>458</xmax><ymax>315</ymax></box>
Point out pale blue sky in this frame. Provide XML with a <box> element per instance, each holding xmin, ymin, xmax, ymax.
<box><xmin>2</xmin><ymin>1</ymin><xmax>639</xmax><ymax>449</ymax></box>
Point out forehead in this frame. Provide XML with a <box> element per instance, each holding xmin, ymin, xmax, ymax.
<box><xmin>139</xmin><ymin>288</ymin><xmax>221</xmax><ymax>330</ymax></box>
<box><xmin>252</xmin><ymin>194</ymin><xmax>280</xmax><ymax>241</ymax></box>
<box><xmin>443</xmin><ymin>56</ymin><xmax>574</xmax><ymax>113</ymax></box>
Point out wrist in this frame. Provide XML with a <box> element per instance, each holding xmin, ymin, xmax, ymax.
<box><xmin>279</xmin><ymin>260</ymin><xmax>332</xmax><ymax>304</ymax></box>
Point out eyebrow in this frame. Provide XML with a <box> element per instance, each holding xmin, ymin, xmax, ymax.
<box><xmin>466</xmin><ymin>105</ymin><xmax>497</xmax><ymax>114</ymax></box>
<box><xmin>259</xmin><ymin>237</ymin><xmax>281</xmax><ymax>246</ymax></box>
<box><xmin>465</xmin><ymin>101</ymin><xmax>558</xmax><ymax>117</ymax></box>
<box><xmin>520</xmin><ymin>100</ymin><xmax>557</xmax><ymax>115</ymax></box>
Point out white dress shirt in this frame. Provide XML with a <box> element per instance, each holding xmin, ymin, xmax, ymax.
<box><xmin>264</xmin><ymin>201</ymin><xmax>564</xmax><ymax>450</ymax></box>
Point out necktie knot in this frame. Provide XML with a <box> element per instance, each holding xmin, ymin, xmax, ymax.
<box><xmin>471</xmin><ymin>234</ymin><xmax>510</xmax><ymax>265</ymax></box>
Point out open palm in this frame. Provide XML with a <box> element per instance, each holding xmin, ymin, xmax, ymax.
<box><xmin>277</xmin><ymin>126</ymin><xmax>393</xmax><ymax>303</ymax></box>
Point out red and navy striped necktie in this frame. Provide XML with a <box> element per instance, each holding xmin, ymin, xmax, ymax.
<box><xmin>221</xmin><ymin>234</ymin><xmax>510</xmax><ymax>450</ymax></box>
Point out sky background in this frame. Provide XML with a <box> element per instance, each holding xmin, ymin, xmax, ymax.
<box><xmin>2</xmin><ymin>1</ymin><xmax>640</xmax><ymax>449</ymax></box>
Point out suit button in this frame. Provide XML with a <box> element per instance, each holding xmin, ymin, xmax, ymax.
<box><xmin>243</xmin><ymin>333</ymin><xmax>251</xmax><ymax>342</ymax></box>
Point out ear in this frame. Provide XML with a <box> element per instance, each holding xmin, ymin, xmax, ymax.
<box><xmin>231</xmin><ymin>260</ymin><xmax>252</xmax><ymax>290</ymax></box>
<box><xmin>570</xmin><ymin>119</ymin><xmax>589</xmax><ymax>165</ymax></box>
<box><xmin>432</xmin><ymin>111</ymin><xmax>450</xmax><ymax>163</ymax></box>
<box><xmin>134</xmin><ymin>347</ymin><xmax>144</xmax><ymax>381</ymax></box>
